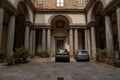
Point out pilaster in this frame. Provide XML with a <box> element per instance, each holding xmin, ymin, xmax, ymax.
<box><xmin>6</xmin><ymin>15</ymin><xmax>15</xmax><ymax>54</ymax></box>
<box><xmin>69</xmin><ymin>29</ymin><xmax>74</xmax><ymax>55</ymax></box>
<box><xmin>74</xmin><ymin>29</ymin><xmax>79</xmax><ymax>51</ymax></box>
<box><xmin>42</xmin><ymin>29</ymin><xmax>46</xmax><ymax>51</ymax></box>
<box><xmin>116</xmin><ymin>7</ymin><xmax>120</xmax><ymax>59</ymax></box>
<box><xmin>47</xmin><ymin>29</ymin><xmax>51</xmax><ymax>52</ymax></box>
<box><xmin>24</xmin><ymin>25</ymin><xmax>30</xmax><ymax>49</ymax></box>
<box><xmin>91</xmin><ymin>26</ymin><xmax>97</xmax><ymax>60</ymax></box>
<box><xmin>105</xmin><ymin>15</ymin><xmax>115</xmax><ymax>60</ymax></box>
<box><xmin>0</xmin><ymin>7</ymin><xmax>4</xmax><ymax>47</ymax></box>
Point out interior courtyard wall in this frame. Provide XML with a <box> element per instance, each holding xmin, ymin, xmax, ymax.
<box><xmin>27</xmin><ymin>5</ymin><xmax>34</xmax><ymax>23</ymax></box>
<box><xmin>35</xmin><ymin>13</ymin><xmax>86</xmax><ymax>25</ymax></box>
<box><xmin>86</xmin><ymin>3</ymin><xmax>95</xmax><ymax>23</ymax></box>
<box><xmin>8</xmin><ymin>0</ymin><xmax>33</xmax><ymax>23</ymax></box>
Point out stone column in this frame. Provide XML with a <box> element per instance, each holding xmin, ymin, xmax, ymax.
<box><xmin>87</xmin><ymin>29</ymin><xmax>91</xmax><ymax>55</ymax></box>
<box><xmin>85</xmin><ymin>29</ymin><xmax>88</xmax><ymax>51</ymax></box>
<box><xmin>117</xmin><ymin>7</ymin><xmax>120</xmax><ymax>59</ymax></box>
<box><xmin>6</xmin><ymin>15</ymin><xmax>15</xmax><ymax>54</ymax></box>
<box><xmin>30</xmin><ymin>29</ymin><xmax>33</xmax><ymax>52</ymax></box>
<box><xmin>33</xmin><ymin>29</ymin><xmax>36</xmax><ymax>54</ymax></box>
<box><xmin>47</xmin><ymin>29</ymin><xmax>51</xmax><ymax>52</ymax></box>
<box><xmin>69</xmin><ymin>29</ymin><xmax>73</xmax><ymax>55</ymax></box>
<box><xmin>74</xmin><ymin>29</ymin><xmax>79</xmax><ymax>51</ymax></box>
<box><xmin>42</xmin><ymin>29</ymin><xmax>46</xmax><ymax>51</ymax></box>
<box><xmin>24</xmin><ymin>25</ymin><xmax>30</xmax><ymax>49</ymax></box>
<box><xmin>91</xmin><ymin>26</ymin><xmax>97</xmax><ymax>60</ymax></box>
<box><xmin>105</xmin><ymin>15</ymin><xmax>114</xmax><ymax>60</ymax></box>
<box><xmin>0</xmin><ymin>7</ymin><xmax>4</xmax><ymax>47</ymax></box>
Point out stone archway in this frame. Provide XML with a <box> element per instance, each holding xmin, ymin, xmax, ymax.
<box><xmin>13</xmin><ymin>1</ymin><xmax>29</xmax><ymax>50</ymax></box>
<box><xmin>93</xmin><ymin>1</ymin><xmax>106</xmax><ymax>49</ymax></box>
<box><xmin>51</xmin><ymin>15</ymin><xmax>70</xmax><ymax>56</ymax></box>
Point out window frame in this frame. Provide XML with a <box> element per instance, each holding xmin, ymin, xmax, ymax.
<box><xmin>56</xmin><ymin>0</ymin><xmax>64</xmax><ymax>7</ymax></box>
<box><xmin>77</xmin><ymin>0</ymin><xmax>84</xmax><ymax>4</ymax></box>
<box><xmin>56</xmin><ymin>20</ymin><xmax>64</xmax><ymax>28</ymax></box>
<box><xmin>37</xmin><ymin>0</ymin><xmax>43</xmax><ymax>4</ymax></box>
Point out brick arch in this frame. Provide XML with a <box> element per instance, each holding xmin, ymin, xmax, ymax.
<box><xmin>48</xmin><ymin>14</ymin><xmax>73</xmax><ymax>25</ymax></box>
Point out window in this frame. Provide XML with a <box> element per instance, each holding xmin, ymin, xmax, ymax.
<box><xmin>56</xmin><ymin>20</ymin><xmax>64</xmax><ymax>28</ymax></box>
<box><xmin>78</xmin><ymin>0</ymin><xmax>84</xmax><ymax>4</ymax></box>
<box><xmin>37</xmin><ymin>0</ymin><xmax>43</xmax><ymax>4</ymax></box>
<box><xmin>57</xmin><ymin>0</ymin><xmax>64</xmax><ymax>7</ymax></box>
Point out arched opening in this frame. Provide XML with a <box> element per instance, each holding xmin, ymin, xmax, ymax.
<box><xmin>0</xmin><ymin>10</ymin><xmax>10</xmax><ymax>62</ymax></box>
<box><xmin>51</xmin><ymin>15</ymin><xmax>69</xmax><ymax>55</ymax></box>
<box><xmin>13</xmin><ymin>1</ymin><xmax>29</xmax><ymax>50</ymax></box>
<box><xmin>93</xmin><ymin>1</ymin><xmax>106</xmax><ymax>49</ymax></box>
<box><xmin>109</xmin><ymin>9</ymin><xmax>119</xmax><ymax>59</ymax></box>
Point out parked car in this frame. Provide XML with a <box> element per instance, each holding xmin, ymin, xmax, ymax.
<box><xmin>74</xmin><ymin>50</ymin><xmax>90</xmax><ymax>61</ymax></box>
<box><xmin>55</xmin><ymin>49</ymin><xmax>70</xmax><ymax>62</ymax></box>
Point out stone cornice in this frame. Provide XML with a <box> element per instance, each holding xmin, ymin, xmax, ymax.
<box><xmin>33</xmin><ymin>24</ymin><xmax>86</xmax><ymax>29</ymax></box>
<box><xmin>35</xmin><ymin>9</ymin><xmax>86</xmax><ymax>14</ymax></box>
<box><xmin>102</xmin><ymin>0</ymin><xmax>120</xmax><ymax>15</ymax></box>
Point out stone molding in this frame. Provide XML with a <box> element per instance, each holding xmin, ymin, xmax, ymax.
<box><xmin>86</xmin><ymin>22</ymin><xmax>96</xmax><ymax>28</ymax></box>
<box><xmin>25</xmin><ymin>21</ymin><xmax>34</xmax><ymax>28</ymax></box>
<box><xmin>35</xmin><ymin>9</ymin><xmax>86</xmax><ymax>13</ymax></box>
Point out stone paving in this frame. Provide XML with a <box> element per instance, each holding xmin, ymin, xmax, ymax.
<box><xmin>0</xmin><ymin>57</ymin><xmax>120</xmax><ymax>80</ymax></box>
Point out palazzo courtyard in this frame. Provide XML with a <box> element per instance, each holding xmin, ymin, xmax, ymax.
<box><xmin>0</xmin><ymin>58</ymin><xmax>120</xmax><ymax>80</ymax></box>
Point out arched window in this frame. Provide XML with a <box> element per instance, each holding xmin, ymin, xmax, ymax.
<box><xmin>56</xmin><ymin>0</ymin><xmax>64</xmax><ymax>7</ymax></box>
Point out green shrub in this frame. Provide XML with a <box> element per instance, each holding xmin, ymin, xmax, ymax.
<box><xmin>30</xmin><ymin>53</ymin><xmax>35</xmax><ymax>58</ymax></box>
<box><xmin>113</xmin><ymin>60</ymin><xmax>120</xmax><ymax>67</ymax></box>
<box><xmin>13</xmin><ymin>47</ymin><xmax>30</xmax><ymax>63</ymax></box>
<box><xmin>4</xmin><ymin>53</ymin><xmax>14</xmax><ymax>66</ymax></box>
<box><xmin>97</xmin><ymin>48</ymin><xmax>107</xmax><ymax>61</ymax></box>
<box><xmin>37</xmin><ymin>51</ymin><xmax>50</xmax><ymax>58</ymax></box>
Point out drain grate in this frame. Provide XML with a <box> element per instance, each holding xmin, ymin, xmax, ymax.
<box><xmin>57</xmin><ymin>77</ymin><xmax>64</xmax><ymax>80</ymax></box>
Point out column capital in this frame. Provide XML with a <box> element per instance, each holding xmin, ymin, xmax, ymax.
<box><xmin>87</xmin><ymin>22</ymin><xmax>96</xmax><ymax>28</ymax></box>
<box><xmin>47</xmin><ymin>28</ymin><xmax>52</xmax><ymax>30</ymax></box>
<box><xmin>24</xmin><ymin>21</ymin><xmax>33</xmax><ymax>27</ymax></box>
<box><xmin>116</xmin><ymin>6</ymin><xmax>120</xmax><ymax>9</ymax></box>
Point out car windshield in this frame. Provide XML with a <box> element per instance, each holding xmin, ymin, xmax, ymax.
<box><xmin>80</xmin><ymin>51</ymin><xmax>87</xmax><ymax>54</ymax></box>
<box><xmin>58</xmin><ymin>49</ymin><xmax>66</xmax><ymax>53</ymax></box>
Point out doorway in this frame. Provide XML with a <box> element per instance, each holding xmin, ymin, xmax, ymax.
<box><xmin>55</xmin><ymin>37</ymin><xmax>66</xmax><ymax>50</ymax></box>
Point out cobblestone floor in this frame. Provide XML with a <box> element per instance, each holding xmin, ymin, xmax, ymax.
<box><xmin>0</xmin><ymin>57</ymin><xmax>120</xmax><ymax>80</ymax></box>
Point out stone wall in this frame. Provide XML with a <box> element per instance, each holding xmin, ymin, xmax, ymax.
<box><xmin>34</xmin><ymin>13</ymin><xmax>86</xmax><ymax>26</ymax></box>
<box><xmin>34</xmin><ymin>0</ymin><xmax>86</xmax><ymax>9</ymax></box>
